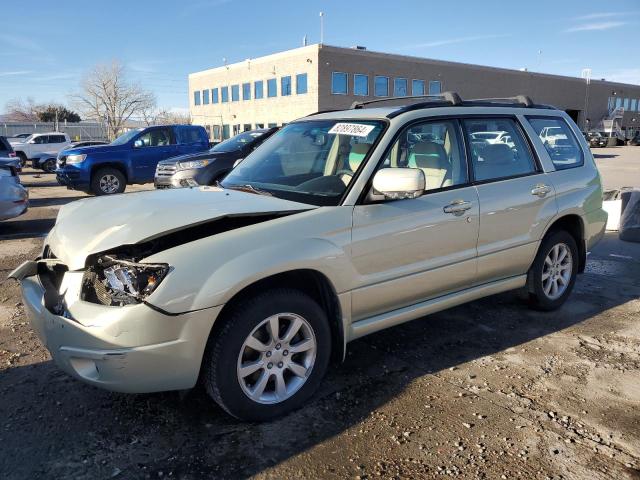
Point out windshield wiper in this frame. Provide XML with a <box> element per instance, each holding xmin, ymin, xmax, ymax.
<box><xmin>224</xmin><ymin>183</ymin><xmax>273</xmax><ymax>196</ymax></box>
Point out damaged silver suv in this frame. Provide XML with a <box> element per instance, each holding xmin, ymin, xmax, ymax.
<box><xmin>11</xmin><ymin>93</ymin><xmax>607</xmax><ymax>421</ymax></box>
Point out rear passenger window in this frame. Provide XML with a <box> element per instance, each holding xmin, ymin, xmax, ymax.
<box><xmin>463</xmin><ymin>118</ymin><xmax>536</xmax><ymax>182</ymax></box>
<box><xmin>382</xmin><ymin>120</ymin><xmax>468</xmax><ymax>191</ymax></box>
<box><xmin>527</xmin><ymin>117</ymin><xmax>584</xmax><ymax>170</ymax></box>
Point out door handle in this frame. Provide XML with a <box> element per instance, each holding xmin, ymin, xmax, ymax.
<box><xmin>443</xmin><ymin>200</ymin><xmax>473</xmax><ymax>215</ymax></box>
<box><xmin>531</xmin><ymin>184</ymin><xmax>551</xmax><ymax>197</ymax></box>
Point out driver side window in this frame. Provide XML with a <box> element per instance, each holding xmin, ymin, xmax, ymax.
<box><xmin>382</xmin><ymin>119</ymin><xmax>468</xmax><ymax>191</ymax></box>
<box><xmin>136</xmin><ymin>128</ymin><xmax>174</xmax><ymax>147</ymax></box>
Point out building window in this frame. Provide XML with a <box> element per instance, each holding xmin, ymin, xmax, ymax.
<box><xmin>412</xmin><ymin>79</ymin><xmax>425</xmax><ymax>96</ymax></box>
<box><xmin>374</xmin><ymin>76</ymin><xmax>389</xmax><ymax>97</ymax></box>
<box><xmin>243</xmin><ymin>123</ymin><xmax>252</xmax><ymax>132</ymax></box>
<box><xmin>281</xmin><ymin>76</ymin><xmax>292</xmax><ymax>96</ymax></box>
<box><xmin>354</xmin><ymin>74</ymin><xmax>368</xmax><ymax>96</ymax></box>
<box><xmin>394</xmin><ymin>78</ymin><xmax>408</xmax><ymax>97</ymax></box>
<box><xmin>233</xmin><ymin>124</ymin><xmax>241</xmax><ymax>135</ymax></box>
<box><xmin>212</xmin><ymin>88</ymin><xmax>219</xmax><ymax>104</ymax></box>
<box><xmin>231</xmin><ymin>84</ymin><xmax>240</xmax><ymax>102</ymax></box>
<box><xmin>221</xmin><ymin>86</ymin><xmax>229</xmax><ymax>103</ymax></box>
<box><xmin>255</xmin><ymin>81</ymin><xmax>264</xmax><ymax>99</ymax></box>
<box><xmin>296</xmin><ymin>73</ymin><xmax>308</xmax><ymax>94</ymax></box>
<box><xmin>332</xmin><ymin>72</ymin><xmax>348</xmax><ymax>95</ymax></box>
<box><xmin>202</xmin><ymin>89</ymin><xmax>210</xmax><ymax>105</ymax></box>
<box><xmin>222</xmin><ymin>124</ymin><xmax>230</xmax><ymax>139</ymax></box>
<box><xmin>429</xmin><ymin>80</ymin><xmax>442</xmax><ymax>95</ymax></box>
<box><xmin>255</xmin><ymin>123</ymin><xmax>265</xmax><ymax>129</ymax></box>
<box><xmin>623</xmin><ymin>98</ymin><xmax>630</xmax><ymax>110</ymax></box>
<box><xmin>242</xmin><ymin>83</ymin><xmax>251</xmax><ymax>100</ymax></box>
<box><xmin>267</xmin><ymin>78</ymin><xmax>277</xmax><ymax>97</ymax></box>
<box><xmin>632</xmin><ymin>99</ymin><xmax>638</xmax><ymax>111</ymax></box>
<box><xmin>268</xmin><ymin>122</ymin><xmax>278</xmax><ymax>128</ymax></box>
<box><xmin>212</xmin><ymin>125</ymin><xmax>221</xmax><ymax>140</ymax></box>
<box><xmin>615</xmin><ymin>97</ymin><xmax>623</xmax><ymax>109</ymax></box>
<box><xmin>194</xmin><ymin>91</ymin><xmax>201</xmax><ymax>106</ymax></box>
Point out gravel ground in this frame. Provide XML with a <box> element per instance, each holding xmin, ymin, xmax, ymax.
<box><xmin>1</xmin><ymin>160</ymin><xmax>639</xmax><ymax>480</ymax></box>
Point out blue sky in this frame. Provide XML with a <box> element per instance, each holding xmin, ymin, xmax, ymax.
<box><xmin>1</xmin><ymin>0</ymin><xmax>638</xmax><ymax>114</ymax></box>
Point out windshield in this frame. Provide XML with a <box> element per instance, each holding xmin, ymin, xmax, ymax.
<box><xmin>110</xmin><ymin>128</ymin><xmax>143</xmax><ymax>146</ymax></box>
<box><xmin>211</xmin><ymin>131</ymin><xmax>265</xmax><ymax>153</ymax></box>
<box><xmin>221</xmin><ymin>119</ymin><xmax>386</xmax><ymax>206</ymax></box>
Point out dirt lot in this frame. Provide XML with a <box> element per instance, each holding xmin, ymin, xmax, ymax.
<box><xmin>1</xmin><ymin>153</ymin><xmax>640</xmax><ymax>479</ymax></box>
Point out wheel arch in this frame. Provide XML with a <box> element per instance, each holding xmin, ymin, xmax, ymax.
<box><xmin>207</xmin><ymin>269</ymin><xmax>345</xmax><ymax>364</ymax></box>
<box><xmin>542</xmin><ymin>214</ymin><xmax>586</xmax><ymax>272</ymax></box>
<box><xmin>91</xmin><ymin>162</ymin><xmax>129</xmax><ymax>182</ymax></box>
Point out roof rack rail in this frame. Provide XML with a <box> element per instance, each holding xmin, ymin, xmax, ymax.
<box><xmin>465</xmin><ymin>95</ymin><xmax>534</xmax><ymax>107</ymax></box>
<box><xmin>351</xmin><ymin>91</ymin><xmax>463</xmax><ymax>110</ymax></box>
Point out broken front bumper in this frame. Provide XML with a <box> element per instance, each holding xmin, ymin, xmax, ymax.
<box><xmin>11</xmin><ymin>261</ymin><xmax>220</xmax><ymax>393</ymax></box>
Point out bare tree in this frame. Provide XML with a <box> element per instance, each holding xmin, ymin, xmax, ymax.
<box><xmin>141</xmin><ymin>108</ymin><xmax>191</xmax><ymax>126</ymax></box>
<box><xmin>71</xmin><ymin>61</ymin><xmax>156</xmax><ymax>140</ymax></box>
<box><xmin>4</xmin><ymin>97</ymin><xmax>41</xmax><ymax>122</ymax></box>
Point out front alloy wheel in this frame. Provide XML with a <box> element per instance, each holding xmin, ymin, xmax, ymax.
<box><xmin>541</xmin><ymin>243</ymin><xmax>572</xmax><ymax>300</ymax></box>
<box><xmin>237</xmin><ymin>313</ymin><xmax>317</xmax><ymax>404</ymax></box>
<box><xmin>203</xmin><ymin>289</ymin><xmax>331</xmax><ymax>421</ymax></box>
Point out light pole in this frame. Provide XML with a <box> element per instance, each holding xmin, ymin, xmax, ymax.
<box><xmin>319</xmin><ymin>12</ymin><xmax>324</xmax><ymax>45</ymax></box>
<box><xmin>581</xmin><ymin>68</ymin><xmax>591</xmax><ymax>131</ymax></box>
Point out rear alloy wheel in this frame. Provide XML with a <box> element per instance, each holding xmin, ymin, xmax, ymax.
<box><xmin>203</xmin><ymin>289</ymin><xmax>331</xmax><ymax>421</ymax></box>
<box><xmin>526</xmin><ymin>230</ymin><xmax>578</xmax><ymax>311</ymax></box>
<box><xmin>91</xmin><ymin>167</ymin><xmax>126</xmax><ymax>195</ymax></box>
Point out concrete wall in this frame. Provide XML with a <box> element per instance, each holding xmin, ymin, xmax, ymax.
<box><xmin>189</xmin><ymin>45</ymin><xmax>320</xmax><ymax>138</ymax></box>
<box><xmin>316</xmin><ymin>45</ymin><xmax>640</xmax><ymax>130</ymax></box>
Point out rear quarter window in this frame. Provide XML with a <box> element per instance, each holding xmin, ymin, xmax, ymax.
<box><xmin>180</xmin><ymin>127</ymin><xmax>206</xmax><ymax>144</ymax></box>
<box><xmin>527</xmin><ymin>117</ymin><xmax>584</xmax><ymax>170</ymax></box>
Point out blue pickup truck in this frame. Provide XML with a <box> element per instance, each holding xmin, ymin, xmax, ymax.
<box><xmin>56</xmin><ymin>125</ymin><xmax>209</xmax><ymax>195</ymax></box>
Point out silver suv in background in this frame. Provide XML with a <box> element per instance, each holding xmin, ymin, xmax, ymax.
<box><xmin>1</xmin><ymin>158</ymin><xmax>28</xmax><ymax>220</ymax></box>
<box><xmin>11</xmin><ymin>93</ymin><xmax>606</xmax><ymax>421</ymax></box>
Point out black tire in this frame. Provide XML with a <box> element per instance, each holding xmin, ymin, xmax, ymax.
<box><xmin>42</xmin><ymin>158</ymin><xmax>56</xmax><ymax>173</ymax></box>
<box><xmin>16</xmin><ymin>152</ymin><xmax>27</xmax><ymax>168</ymax></box>
<box><xmin>203</xmin><ymin>288</ymin><xmax>331</xmax><ymax>421</ymax></box>
<box><xmin>526</xmin><ymin>230</ymin><xmax>579</xmax><ymax>311</ymax></box>
<box><xmin>91</xmin><ymin>167</ymin><xmax>126</xmax><ymax>195</ymax></box>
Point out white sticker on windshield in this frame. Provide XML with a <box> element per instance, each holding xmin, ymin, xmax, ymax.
<box><xmin>328</xmin><ymin>123</ymin><xmax>375</xmax><ymax>137</ymax></box>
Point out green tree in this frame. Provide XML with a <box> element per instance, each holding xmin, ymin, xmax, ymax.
<box><xmin>37</xmin><ymin>105</ymin><xmax>81</xmax><ymax>123</ymax></box>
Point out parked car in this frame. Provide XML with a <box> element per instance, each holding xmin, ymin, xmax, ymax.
<box><xmin>31</xmin><ymin>141</ymin><xmax>109</xmax><ymax>172</ymax></box>
<box><xmin>628</xmin><ymin>133</ymin><xmax>640</xmax><ymax>146</ymax></box>
<box><xmin>155</xmin><ymin>128</ymin><xmax>278</xmax><ymax>189</ymax></box>
<box><xmin>56</xmin><ymin>125</ymin><xmax>209</xmax><ymax>195</ymax></box>
<box><xmin>1</xmin><ymin>136</ymin><xmax>17</xmax><ymax>159</ymax></box>
<box><xmin>585</xmin><ymin>131</ymin><xmax>607</xmax><ymax>148</ymax></box>
<box><xmin>0</xmin><ymin>158</ymin><xmax>28</xmax><ymax>221</ymax></box>
<box><xmin>11</xmin><ymin>132</ymin><xmax>71</xmax><ymax>167</ymax></box>
<box><xmin>8</xmin><ymin>133</ymin><xmax>31</xmax><ymax>142</ymax></box>
<box><xmin>10</xmin><ymin>93</ymin><xmax>606</xmax><ymax>421</ymax></box>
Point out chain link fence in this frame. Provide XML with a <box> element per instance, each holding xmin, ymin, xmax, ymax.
<box><xmin>1</xmin><ymin>122</ymin><xmax>107</xmax><ymax>141</ymax></box>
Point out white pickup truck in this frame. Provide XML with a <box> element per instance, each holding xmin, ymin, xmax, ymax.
<box><xmin>11</xmin><ymin>132</ymin><xmax>71</xmax><ymax>167</ymax></box>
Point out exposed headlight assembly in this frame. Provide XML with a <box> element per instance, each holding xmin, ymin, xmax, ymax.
<box><xmin>178</xmin><ymin>159</ymin><xmax>210</xmax><ymax>169</ymax></box>
<box><xmin>84</xmin><ymin>255</ymin><xmax>170</xmax><ymax>306</ymax></box>
<box><xmin>65</xmin><ymin>154</ymin><xmax>87</xmax><ymax>164</ymax></box>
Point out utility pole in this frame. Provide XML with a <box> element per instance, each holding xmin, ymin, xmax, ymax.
<box><xmin>319</xmin><ymin>12</ymin><xmax>324</xmax><ymax>45</ymax></box>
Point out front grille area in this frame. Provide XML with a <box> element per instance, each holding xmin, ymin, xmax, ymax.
<box><xmin>155</xmin><ymin>163</ymin><xmax>177</xmax><ymax>177</ymax></box>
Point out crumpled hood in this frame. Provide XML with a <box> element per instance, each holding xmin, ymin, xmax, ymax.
<box><xmin>47</xmin><ymin>187</ymin><xmax>313</xmax><ymax>270</ymax></box>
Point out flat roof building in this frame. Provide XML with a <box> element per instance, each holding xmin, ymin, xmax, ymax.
<box><xmin>189</xmin><ymin>44</ymin><xmax>640</xmax><ymax>140</ymax></box>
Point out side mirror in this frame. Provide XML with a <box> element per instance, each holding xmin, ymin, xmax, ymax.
<box><xmin>370</xmin><ymin>168</ymin><xmax>425</xmax><ymax>201</ymax></box>
<box><xmin>134</xmin><ymin>139</ymin><xmax>144</xmax><ymax>148</ymax></box>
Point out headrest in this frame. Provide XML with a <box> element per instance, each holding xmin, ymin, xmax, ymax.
<box><xmin>481</xmin><ymin>143</ymin><xmax>513</xmax><ymax>165</ymax></box>
<box><xmin>410</xmin><ymin>142</ymin><xmax>447</xmax><ymax>168</ymax></box>
<box><xmin>348</xmin><ymin>143</ymin><xmax>371</xmax><ymax>171</ymax></box>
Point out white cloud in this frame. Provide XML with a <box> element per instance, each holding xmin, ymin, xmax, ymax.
<box><xmin>566</xmin><ymin>21</ymin><xmax>627</xmax><ymax>32</ymax></box>
<box><xmin>0</xmin><ymin>70</ymin><xmax>32</xmax><ymax>77</ymax></box>
<box><xmin>401</xmin><ymin>34</ymin><xmax>511</xmax><ymax>49</ymax></box>
<box><xmin>575</xmin><ymin>11</ymin><xmax>639</xmax><ymax>21</ymax></box>
<box><xmin>0</xmin><ymin>34</ymin><xmax>42</xmax><ymax>52</ymax></box>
